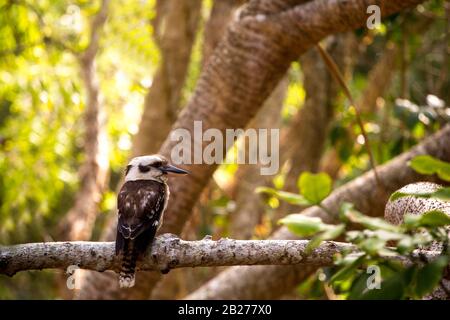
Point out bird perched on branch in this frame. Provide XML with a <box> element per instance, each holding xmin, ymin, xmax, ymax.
<box><xmin>115</xmin><ymin>154</ymin><xmax>188</xmax><ymax>288</ymax></box>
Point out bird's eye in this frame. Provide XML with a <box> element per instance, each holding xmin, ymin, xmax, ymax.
<box><xmin>153</xmin><ymin>161</ymin><xmax>162</xmax><ymax>168</ymax></box>
<box><xmin>125</xmin><ymin>165</ymin><xmax>132</xmax><ymax>176</ymax></box>
<box><xmin>138</xmin><ymin>164</ymin><xmax>151</xmax><ymax>173</ymax></box>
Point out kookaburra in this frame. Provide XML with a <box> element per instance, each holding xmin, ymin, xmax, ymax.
<box><xmin>115</xmin><ymin>154</ymin><xmax>188</xmax><ymax>288</ymax></box>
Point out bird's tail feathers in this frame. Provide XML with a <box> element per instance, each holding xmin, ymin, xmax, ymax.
<box><xmin>116</xmin><ymin>226</ymin><xmax>158</xmax><ymax>289</ymax></box>
<box><xmin>119</xmin><ymin>240</ymin><xmax>137</xmax><ymax>288</ymax></box>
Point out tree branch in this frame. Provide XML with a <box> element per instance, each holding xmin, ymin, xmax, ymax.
<box><xmin>0</xmin><ymin>237</ymin><xmax>349</xmax><ymax>276</ymax></box>
<box><xmin>0</xmin><ymin>237</ymin><xmax>443</xmax><ymax>278</ymax></box>
<box><xmin>79</xmin><ymin>0</ymin><xmax>110</xmax><ymax>64</ymax></box>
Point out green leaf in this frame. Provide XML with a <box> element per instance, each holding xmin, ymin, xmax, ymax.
<box><xmin>403</xmin><ymin>214</ymin><xmax>422</xmax><ymax>229</ymax></box>
<box><xmin>437</xmin><ymin>165</ymin><xmax>450</xmax><ymax>181</ymax></box>
<box><xmin>409</xmin><ymin>155</ymin><xmax>450</xmax><ymax>182</ymax></box>
<box><xmin>340</xmin><ymin>203</ymin><xmax>400</xmax><ymax>232</ymax></box>
<box><xmin>414</xmin><ymin>256</ymin><xmax>449</xmax><ymax>298</ymax></box>
<box><xmin>397</xmin><ymin>236</ymin><xmax>414</xmax><ymax>254</ymax></box>
<box><xmin>339</xmin><ymin>202</ymin><xmax>354</xmax><ymax>220</ymax></box>
<box><xmin>359</xmin><ymin>238</ymin><xmax>386</xmax><ymax>255</ymax></box>
<box><xmin>330</xmin><ymin>254</ymin><xmax>366</xmax><ymax>283</ymax></box>
<box><xmin>418</xmin><ymin>210</ymin><xmax>450</xmax><ymax>227</ymax></box>
<box><xmin>389</xmin><ymin>191</ymin><xmax>410</xmax><ymax>202</ymax></box>
<box><xmin>306</xmin><ymin>224</ymin><xmax>345</xmax><ymax>253</ymax></box>
<box><xmin>405</xmin><ymin>210</ymin><xmax>450</xmax><ymax>230</ymax></box>
<box><xmin>376</xmin><ymin>248</ymin><xmax>400</xmax><ymax>257</ymax></box>
<box><xmin>348</xmin><ymin>271</ymin><xmax>372</xmax><ymax>300</ymax></box>
<box><xmin>409</xmin><ymin>155</ymin><xmax>438</xmax><ymax>175</ymax></box>
<box><xmin>279</xmin><ymin>214</ymin><xmax>328</xmax><ymax>237</ymax></box>
<box><xmin>348</xmin><ymin>261</ymin><xmax>407</xmax><ymax>299</ymax></box>
<box><xmin>298</xmin><ymin>172</ymin><xmax>332</xmax><ymax>204</ymax></box>
<box><xmin>255</xmin><ymin>187</ymin><xmax>312</xmax><ymax>206</ymax></box>
<box><xmin>389</xmin><ymin>187</ymin><xmax>450</xmax><ymax>201</ymax></box>
<box><xmin>346</xmin><ymin>230</ymin><xmax>364</xmax><ymax>242</ymax></box>
<box><xmin>431</xmin><ymin>187</ymin><xmax>450</xmax><ymax>200</ymax></box>
<box><xmin>365</xmin><ymin>230</ymin><xmax>405</xmax><ymax>242</ymax></box>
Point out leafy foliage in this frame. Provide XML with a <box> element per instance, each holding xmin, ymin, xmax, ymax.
<box><xmin>0</xmin><ymin>0</ymin><xmax>160</xmax><ymax>299</ymax></box>
<box><xmin>273</xmin><ymin>171</ymin><xmax>450</xmax><ymax>299</ymax></box>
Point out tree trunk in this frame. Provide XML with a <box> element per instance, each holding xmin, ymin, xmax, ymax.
<box><xmin>55</xmin><ymin>0</ymin><xmax>110</xmax><ymax>299</ymax></box>
<box><xmin>131</xmin><ymin>0</ymin><xmax>202</xmax><ymax>156</ymax></box>
<box><xmin>59</xmin><ymin>0</ymin><xmax>110</xmax><ymax>242</ymax></box>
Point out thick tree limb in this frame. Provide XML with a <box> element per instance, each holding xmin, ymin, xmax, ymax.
<box><xmin>0</xmin><ymin>238</ymin><xmax>351</xmax><ymax>276</ymax></box>
<box><xmin>202</xmin><ymin>0</ymin><xmax>246</xmax><ymax>69</ymax></box>
<box><xmin>0</xmin><ymin>238</ymin><xmax>441</xmax><ymax>278</ymax></box>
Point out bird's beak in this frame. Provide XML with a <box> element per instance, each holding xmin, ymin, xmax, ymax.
<box><xmin>160</xmin><ymin>164</ymin><xmax>189</xmax><ymax>175</ymax></box>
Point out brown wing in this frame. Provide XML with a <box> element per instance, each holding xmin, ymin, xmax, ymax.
<box><xmin>117</xmin><ymin>180</ymin><xmax>166</xmax><ymax>241</ymax></box>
